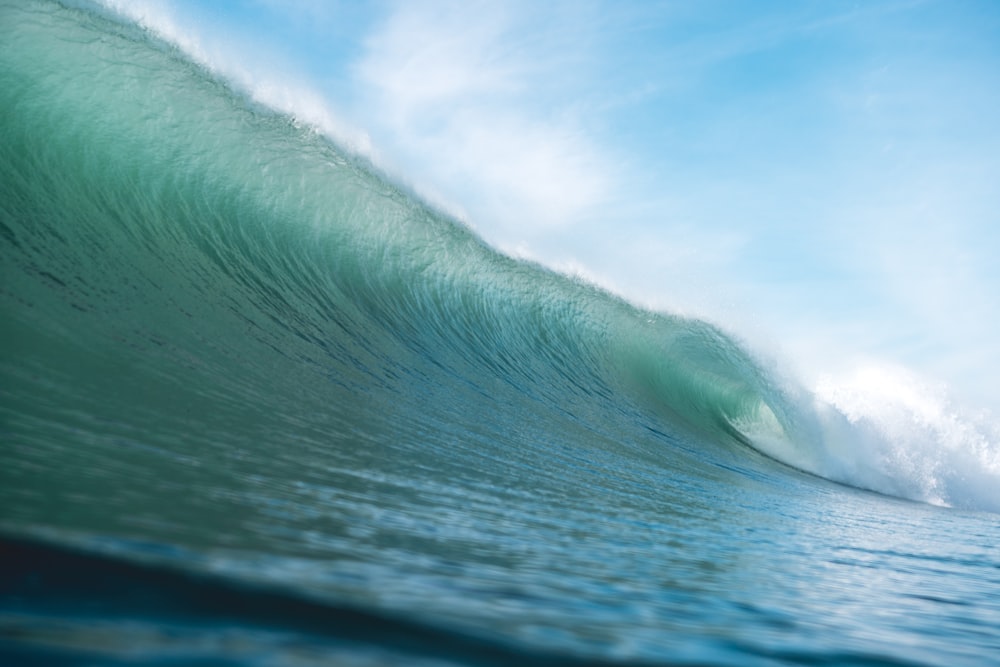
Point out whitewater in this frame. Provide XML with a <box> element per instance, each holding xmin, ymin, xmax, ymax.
<box><xmin>2</xmin><ymin>1</ymin><xmax>999</xmax><ymax>665</ymax></box>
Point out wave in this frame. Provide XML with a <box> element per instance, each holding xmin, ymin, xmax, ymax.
<box><xmin>2</xmin><ymin>534</ymin><xmax>633</xmax><ymax>667</ymax></box>
<box><xmin>1</xmin><ymin>0</ymin><xmax>998</xmax><ymax>521</ymax></box>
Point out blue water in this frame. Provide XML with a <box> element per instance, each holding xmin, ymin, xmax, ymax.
<box><xmin>1</xmin><ymin>2</ymin><xmax>999</xmax><ymax>665</ymax></box>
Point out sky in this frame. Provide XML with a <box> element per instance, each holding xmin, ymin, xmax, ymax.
<box><xmin>106</xmin><ymin>0</ymin><xmax>1000</xmax><ymax>412</ymax></box>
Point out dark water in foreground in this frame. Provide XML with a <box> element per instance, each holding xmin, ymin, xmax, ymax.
<box><xmin>2</xmin><ymin>2</ymin><xmax>999</xmax><ymax>665</ymax></box>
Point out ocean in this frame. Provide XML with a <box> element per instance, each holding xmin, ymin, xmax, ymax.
<box><xmin>1</xmin><ymin>2</ymin><xmax>999</xmax><ymax>665</ymax></box>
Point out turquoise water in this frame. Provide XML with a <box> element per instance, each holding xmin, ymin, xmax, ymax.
<box><xmin>2</xmin><ymin>2</ymin><xmax>999</xmax><ymax>665</ymax></box>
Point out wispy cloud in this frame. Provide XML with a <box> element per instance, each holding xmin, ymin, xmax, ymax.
<box><xmin>352</xmin><ymin>0</ymin><xmax>614</xmax><ymax>235</ymax></box>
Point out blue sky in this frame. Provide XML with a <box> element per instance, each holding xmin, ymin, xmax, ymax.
<box><xmin>106</xmin><ymin>0</ymin><xmax>1000</xmax><ymax>410</ymax></box>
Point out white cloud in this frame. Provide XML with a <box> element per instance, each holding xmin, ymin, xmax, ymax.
<box><xmin>357</xmin><ymin>2</ymin><xmax>521</xmax><ymax>112</ymax></box>
<box><xmin>352</xmin><ymin>0</ymin><xmax>614</xmax><ymax>236</ymax></box>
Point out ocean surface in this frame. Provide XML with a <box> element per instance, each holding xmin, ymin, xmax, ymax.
<box><xmin>2</xmin><ymin>2</ymin><xmax>999</xmax><ymax>665</ymax></box>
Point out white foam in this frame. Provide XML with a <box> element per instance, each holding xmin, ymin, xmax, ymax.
<box><xmin>807</xmin><ymin>364</ymin><xmax>1000</xmax><ymax>512</ymax></box>
<box><xmin>739</xmin><ymin>361</ymin><xmax>1000</xmax><ymax>512</ymax></box>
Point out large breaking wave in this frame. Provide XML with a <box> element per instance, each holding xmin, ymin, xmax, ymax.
<box><xmin>2</xmin><ymin>0</ymin><xmax>998</xmax><ymax>535</ymax></box>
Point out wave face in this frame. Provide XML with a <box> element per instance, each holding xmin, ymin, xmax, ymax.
<box><xmin>3</xmin><ymin>2</ymin><xmax>1000</xmax><ymax>666</ymax></box>
<box><xmin>0</xmin><ymin>0</ymin><xmax>790</xmax><ymax>510</ymax></box>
